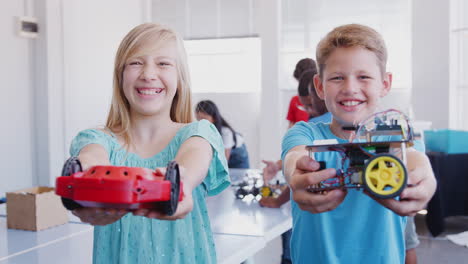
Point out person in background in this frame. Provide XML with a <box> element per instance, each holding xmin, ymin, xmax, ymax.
<box><xmin>260</xmin><ymin>61</ymin><xmax>329</xmax><ymax>264</ymax></box>
<box><xmin>286</xmin><ymin>58</ymin><xmax>317</xmax><ymax>128</ymax></box>
<box><xmin>69</xmin><ymin>23</ymin><xmax>230</xmax><ymax>264</ymax></box>
<box><xmin>195</xmin><ymin>100</ymin><xmax>250</xmax><ymax>169</ymax></box>
<box><xmin>282</xmin><ymin>23</ymin><xmax>436</xmax><ymax>263</ymax></box>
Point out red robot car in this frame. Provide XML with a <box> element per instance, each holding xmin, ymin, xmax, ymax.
<box><xmin>56</xmin><ymin>157</ymin><xmax>183</xmax><ymax>215</ymax></box>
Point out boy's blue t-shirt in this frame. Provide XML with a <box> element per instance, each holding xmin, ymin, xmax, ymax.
<box><xmin>70</xmin><ymin>120</ymin><xmax>230</xmax><ymax>264</ymax></box>
<box><xmin>281</xmin><ymin>121</ymin><xmax>424</xmax><ymax>264</ymax></box>
<box><xmin>309</xmin><ymin>111</ymin><xmax>332</xmax><ymax>124</ymax></box>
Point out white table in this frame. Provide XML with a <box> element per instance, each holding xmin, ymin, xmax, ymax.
<box><xmin>207</xmin><ymin>187</ymin><xmax>292</xmax><ymax>242</ymax></box>
<box><xmin>0</xmin><ymin>227</ymin><xmax>93</xmax><ymax>264</ymax></box>
<box><xmin>0</xmin><ymin>218</ymin><xmax>92</xmax><ymax>262</ymax></box>
<box><xmin>0</xmin><ymin>226</ymin><xmax>264</xmax><ymax>264</ymax></box>
<box><xmin>206</xmin><ymin>168</ymin><xmax>292</xmax><ymax>263</ymax></box>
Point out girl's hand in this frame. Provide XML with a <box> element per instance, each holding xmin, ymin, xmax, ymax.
<box><xmin>289</xmin><ymin>156</ymin><xmax>347</xmax><ymax>214</ymax></box>
<box><xmin>132</xmin><ymin>166</ymin><xmax>195</xmax><ymax>220</ymax></box>
<box><xmin>72</xmin><ymin>207</ymin><xmax>128</xmax><ymax>226</ymax></box>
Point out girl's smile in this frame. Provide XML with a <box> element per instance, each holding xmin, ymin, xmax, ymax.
<box><xmin>135</xmin><ymin>87</ymin><xmax>165</xmax><ymax>97</ymax></box>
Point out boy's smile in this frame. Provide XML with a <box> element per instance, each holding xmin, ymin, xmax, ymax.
<box><xmin>314</xmin><ymin>46</ymin><xmax>392</xmax><ymax>138</ymax></box>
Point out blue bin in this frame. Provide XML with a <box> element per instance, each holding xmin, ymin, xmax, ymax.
<box><xmin>424</xmin><ymin>129</ymin><xmax>468</xmax><ymax>154</ymax></box>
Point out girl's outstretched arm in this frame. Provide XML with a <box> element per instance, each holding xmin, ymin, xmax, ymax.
<box><xmin>133</xmin><ymin>136</ymin><xmax>213</xmax><ymax>220</ymax></box>
<box><xmin>77</xmin><ymin>144</ymin><xmax>111</xmax><ymax>170</ymax></box>
<box><xmin>174</xmin><ymin>136</ymin><xmax>213</xmax><ymax>193</ymax></box>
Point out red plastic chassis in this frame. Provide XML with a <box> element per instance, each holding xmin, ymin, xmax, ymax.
<box><xmin>56</xmin><ymin>164</ymin><xmax>183</xmax><ymax>210</ymax></box>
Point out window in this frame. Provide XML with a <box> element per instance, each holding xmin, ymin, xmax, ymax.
<box><xmin>280</xmin><ymin>0</ymin><xmax>411</xmax><ymax>91</ymax></box>
<box><xmin>451</xmin><ymin>0</ymin><xmax>468</xmax><ymax>129</ymax></box>
<box><xmin>184</xmin><ymin>37</ymin><xmax>261</xmax><ymax>93</ymax></box>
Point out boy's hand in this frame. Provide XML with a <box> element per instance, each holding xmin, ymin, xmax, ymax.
<box><xmin>72</xmin><ymin>208</ymin><xmax>128</xmax><ymax>226</ymax></box>
<box><xmin>369</xmin><ymin>157</ymin><xmax>436</xmax><ymax>216</ymax></box>
<box><xmin>289</xmin><ymin>156</ymin><xmax>347</xmax><ymax>213</ymax></box>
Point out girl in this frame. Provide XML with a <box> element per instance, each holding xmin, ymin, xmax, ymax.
<box><xmin>195</xmin><ymin>100</ymin><xmax>250</xmax><ymax>168</ymax></box>
<box><xmin>70</xmin><ymin>23</ymin><xmax>230</xmax><ymax>264</ymax></box>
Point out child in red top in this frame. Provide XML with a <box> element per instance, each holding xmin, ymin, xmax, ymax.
<box><xmin>286</xmin><ymin>58</ymin><xmax>317</xmax><ymax>128</ymax></box>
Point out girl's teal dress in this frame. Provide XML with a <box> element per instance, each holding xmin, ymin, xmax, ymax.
<box><xmin>70</xmin><ymin>120</ymin><xmax>230</xmax><ymax>264</ymax></box>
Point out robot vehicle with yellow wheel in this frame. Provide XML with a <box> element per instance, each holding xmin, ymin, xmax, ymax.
<box><xmin>306</xmin><ymin>109</ymin><xmax>413</xmax><ymax>199</ymax></box>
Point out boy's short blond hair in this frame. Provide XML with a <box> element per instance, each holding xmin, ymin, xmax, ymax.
<box><xmin>316</xmin><ymin>24</ymin><xmax>387</xmax><ymax>77</ymax></box>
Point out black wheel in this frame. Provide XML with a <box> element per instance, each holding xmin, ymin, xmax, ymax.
<box><xmin>60</xmin><ymin>157</ymin><xmax>84</xmax><ymax>210</ymax></box>
<box><xmin>161</xmin><ymin>161</ymin><xmax>181</xmax><ymax>216</ymax></box>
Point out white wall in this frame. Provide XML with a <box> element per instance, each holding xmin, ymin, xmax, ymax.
<box><xmin>152</xmin><ymin>0</ymin><xmax>257</xmax><ymax>39</ymax></box>
<box><xmin>412</xmin><ymin>0</ymin><xmax>451</xmax><ymax>129</ymax></box>
<box><xmin>0</xmin><ymin>0</ymin><xmax>35</xmax><ymax>194</ymax></box>
<box><xmin>62</xmin><ymin>1</ymin><xmax>148</xmax><ymax>153</ymax></box>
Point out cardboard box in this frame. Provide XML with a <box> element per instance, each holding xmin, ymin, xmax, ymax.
<box><xmin>6</xmin><ymin>187</ymin><xmax>68</xmax><ymax>231</ymax></box>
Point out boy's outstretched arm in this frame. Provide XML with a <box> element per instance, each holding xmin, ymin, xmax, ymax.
<box><xmin>371</xmin><ymin>149</ymin><xmax>436</xmax><ymax>216</ymax></box>
<box><xmin>284</xmin><ymin>145</ymin><xmax>347</xmax><ymax>213</ymax></box>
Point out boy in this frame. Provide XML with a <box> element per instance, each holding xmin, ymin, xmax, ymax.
<box><xmin>282</xmin><ymin>24</ymin><xmax>436</xmax><ymax>263</ymax></box>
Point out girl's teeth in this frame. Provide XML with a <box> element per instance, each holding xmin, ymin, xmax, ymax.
<box><xmin>138</xmin><ymin>89</ymin><xmax>162</xmax><ymax>95</ymax></box>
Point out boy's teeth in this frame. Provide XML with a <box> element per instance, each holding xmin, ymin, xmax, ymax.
<box><xmin>342</xmin><ymin>101</ymin><xmax>360</xmax><ymax>106</ymax></box>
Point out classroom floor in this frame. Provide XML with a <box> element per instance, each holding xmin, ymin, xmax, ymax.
<box><xmin>252</xmin><ymin>214</ymin><xmax>468</xmax><ymax>264</ymax></box>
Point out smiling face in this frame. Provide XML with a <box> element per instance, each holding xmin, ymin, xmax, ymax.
<box><xmin>314</xmin><ymin>46</ymin><xmax>392</xmax><ymax>136</ymax></box>
<box><xmin>122</xmin><ymin>41</ymin><xmax>178</xmax><ymax>118</ymax></box>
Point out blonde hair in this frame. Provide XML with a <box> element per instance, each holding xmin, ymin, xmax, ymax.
<box><xmin>106</xmin><ymin>23</ymin><xmax>193</xmax><ymax>147</ymax></box>
<box><xmin>316</xmin><ymin>24</ymin><xmax>387</xmax><ymax>77</ymax></box>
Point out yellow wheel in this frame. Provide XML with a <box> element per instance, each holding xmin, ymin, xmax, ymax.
<box><xmin>363</xmin><ymin>154</ymin><xmax>407</xmax><ymax>199</ymax></box>
<box><xmin>260</xmin><ymin>186</ymin><xmax>272</xmax><ymax>197</ymax></box>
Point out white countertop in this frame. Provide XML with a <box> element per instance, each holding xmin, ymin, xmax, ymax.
<box><xmin>0</xmin><ymin>218</ymin><xmax>92</xmax><ymax>262</ymax></box>
<box><xmin>207</xmin><ymin>187</ymin><xmax>292</xmax><ymax>242</ymax></box>
<box><xmin>0</xmin><ymin>226</ymin><xmax>264</xmax><ymax>264</ymax></box>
